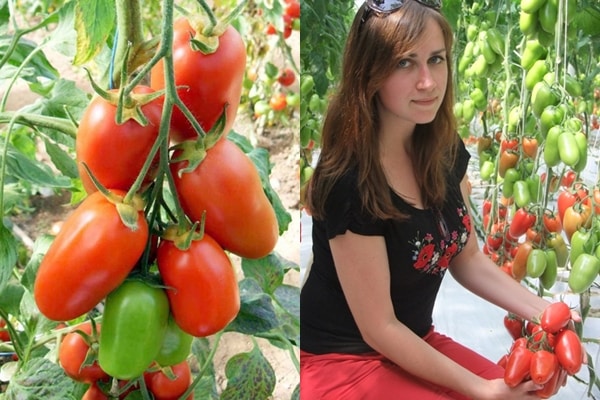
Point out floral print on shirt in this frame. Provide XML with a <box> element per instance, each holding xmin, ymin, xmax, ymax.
<box><xmin>411</xmin><ymin>206</ymin><xmax>470</xmax><ymax>275</ymax></box>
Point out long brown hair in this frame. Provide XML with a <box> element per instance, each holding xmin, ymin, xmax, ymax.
<box><xmin>306</xmin><ymin>1</ymin><xmax>459</xmax><ymax>221</ymax></box>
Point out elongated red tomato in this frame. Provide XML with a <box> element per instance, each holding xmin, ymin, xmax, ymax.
<box><xmin>76</xmin><ymin>86</ymin><xmax>162</xmax><ymax>194</ymax></box>
<box><xmin>540</xmin><ymin>302</ymin><xmax>571</xmax><ymax>333</ymax></box>
<box><xmin>34</xmin><ymin>191</ymin><xmax>148</xmax><ymax>321</ymax></box>
<box><xmin>504</xmin><ymin>346</ymin><xmax>533</xmax><ymax>388</ymax></box>
<box><xmin>171</xmin><ymin>138</ymin><xmax>278</xmax><ymax>259</ymax></box>
<box><xmin>554</xmin><ymin>329</ymin><xmax>583</xmax><ymax>375</ymax></box>
<box><xmin>151</xmin><ymin>18</ymin><xmax>246</xmax><ymax>143</ymax></box>
<box><xmin>157</xmin><ymin>234</ymin><xmax>240</xmax><ymax>337</ymax></box>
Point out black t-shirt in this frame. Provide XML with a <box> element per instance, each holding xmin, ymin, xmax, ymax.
<box><xmin>300</xmin><ymin>138</ymin><xmax>472</xmax><ymax>354</ymax></box>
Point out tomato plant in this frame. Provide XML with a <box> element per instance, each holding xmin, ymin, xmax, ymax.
<box><xmin>0</xmin><ymin>0</ymin><xmax>298</xmax><ymax>398</ymax></box>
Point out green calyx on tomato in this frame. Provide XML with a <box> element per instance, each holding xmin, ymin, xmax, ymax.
<box><xmin>98</xmin><ymin>279</ymin><xmax>170</xmax><ymax>380</ymax></box>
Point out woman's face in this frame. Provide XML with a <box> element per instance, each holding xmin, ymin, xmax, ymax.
<box><xmin>376</xmin><ymin>18</ymin><xmax>448</xmax><ymax>127</ymax></box>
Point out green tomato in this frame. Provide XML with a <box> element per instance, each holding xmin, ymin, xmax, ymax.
<box><xmin>286</xmin><ymin>92</ymin><xmax>300</xmax><ymax>107</ymax></box>
<box><xmin>301</xmin><ymin>75</ymin><xmax>314</xmax><ymax>96</ymax></box>
<box><xmin>520</xmin><ymin>11</ymin><xmax>539</xmax><ymax>36</ymax></box>
<box><xmin>486</xmin><ymin>27</ymin><xmax>505</xmax><ymax>56</ymax></box>
<box><xmin>480</xmin><ymin>160</ymin><xmax>495</xmax><ymax>181</ymax></box>
<box><xmin>514</xmin><ymin>180</ymin><xmax>532</xmax><ymax>208</ymax></box>
<box><xmin>470</xmin><ymin>88</ymin><xmax>487</xmax><ymax>111</ymax></box>
<box><xmin>540</xmin><ymin>249</ymin><xmax>558</xmax><ymax>289</ymax></box>
<box><xmin>527</xmin><ymin>248</ymin><xmax>547</xmax><ymax>278</ymax></box>
<box><xmin>98</xmin><ymin>280</ymin><xmax>169</xmax><ymax>380</ymax></box>
<box><xmin>569</xmin><ymin>254</ymin><xmax>600</xmax><ymax>293</ymax></box>
<box><xmin>154</xmin><ymin>314</ymin><xmax>193</xmax><ymax>367</ymax></box>
<box><xmin>564</xmin><ymin>75</ymin><xmax>582</xmax><ymax>98</ymax></box>
<box><xmin>462</xmin><ymin>99</ymin><xmax>476</xmax><ymax>122</ymax></box>
<box><xmin>539</xmin><ymin>0</ymin><xmax>558</xmax><ymax>34</ymax></box>
<box><xmin>543</xmin><ymin>125</ymin><xmax>562</xmax><ymax>167</ymax></box>
<box><xmin>569</xmin><ymin>230</ymin><xmax>596</xmax><ymax>267</ymax></box>
<box><xmin>525</xmin><ymin>60</ymin><xmax>548</xmax><ymax>91</ymax></box>
<box><xmin>521</xmin><ymin>0</ymin><xmax>547</xmax><ymax>13</ymax></box>
<box><xmin>573</xmin><ymin>131</ymin><xmax>588</xmax><ymax>172</ymax></box>
<box><xmin>539</xmin><ymin>105</ymin><xmax>564</xmax><ymax>135</ymax></box>
<box><xmin>557</xmin><ymin>131</ymin><xmax>580</xmax><ymax>167</ymax></box>
<box><xmin>521</xmin><ymin>39</ymin><xmax>547</xmax><ymax>71</ymax></box>
<box><xmin>531</xmin><ymin>81</ymin><xmax>558</xmax><ymax>117</ymax></box>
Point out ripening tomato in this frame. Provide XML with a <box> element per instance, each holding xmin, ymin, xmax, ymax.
<box><xmin>171</xmin><ymin>138</ymin><xmax>278</xmax><ymax>259</ymax></box>
<box><xmin>34</xmin><ymin>191</ymin><xmax>149</xmax><ymax>321</ymax></box>
<box><xmin>512</xmin><ymin>241</ymin><xmax>534</xmax><ymax>281</ymax></box>
<box><xmin>157</xmin><ymin>233</ymin><xmax>240</xmax><ymax>337</ymax></box>
<box><xmin>144</xmin><ymin>361</ymin><xmax>192</xmax><ymax>400</ymax></box>
<box><xmin>151</xmin><ymin>18</ymin><xmax>246</xmax><ymax>143</ymax></box>
<box><xmin>59</xmin><ymin>321</ymin><xmax>108</xmax><ymax>383</ymax></box>
<box><xmin>76</xmin><ymin>86</ymin><xmax>162</xmax><ymax>194</ymax></box>
<box><xmin>269</xmin><ymin>92</ymin><xmax>287</xmax><ymax>111</ymax></box>
<box><xmin>508</xmin><ymin>208</ymin><xmax>536</xmax><ymax>238</ymax></box>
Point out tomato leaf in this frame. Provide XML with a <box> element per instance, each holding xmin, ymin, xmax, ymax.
<box><xmin>220</xmin><ymin>344</ymin><xmax>276</xmax><ymax>400</ymax></box>
<box><xmin>191</xmin><ymin>338</ymin><xmax>219</xmax><ymax>399</ymax></box>
<box><xmin>43</xmin><ymin>138</ymin><xmax>78</xmax><ymax>179</ymax></box>
<box><xmin>0</xmin><ymin>283</ymin><xmax>25</xmax><ymax>318</ymax></box>
<box><xmin>4</xmin><ymin>146</ymin><xmax>71</xmax><ymax>188</ymax></box>
<box><xmin>21</xmin><ymin>234</ymin><xmax>53</xmax><ymax>291</ymax></box>
<box><xmin>73</xmin><ymin>0</ymin><xmax>115</xmax><ymax>65</ymax></box>
<box><xmin>0</xmin><ymin>223</ymin><xmax>17</xmax><ymax>294</ymax></box>
<box><xmin>228</xmin><ymin>132</ymin><xmax>292</xmax><ymax>235</ymax></box>
<box><xmin>226</xmin><ymin>278</ymin><xmax>279</xmax><ymax>335</ymax></box>
<box><xmin>241</xmin><ymin>253</ymin><xmax>293</xmax><ymax>294</ymax></box>
<box><xmin>4</xmin><ymin>357</ymin><xmax>87</xmax><ymax>399</ymax></box>
<box><xmin>0</xmin><ymin>37</ymin><xmax>58</xmax><ymax>83</ymax></box>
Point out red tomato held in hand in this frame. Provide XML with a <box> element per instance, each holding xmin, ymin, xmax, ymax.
<box><xmin>540</xmin><ymin>302</ymin><xmax>571</xmax><ymax>334</ymax></box>
<box><xmin>504</xmin><ymin>346</ymin><xmax>533</xmax><ymax>388</ymax></box>
<box><xmin>171</xmin><ymin>138</ymin><xmax>278</xmax><ymax>259</ymax></box>
<box><xmin>157</xmin><ymin>234</ymin><xmax>240</xmax><ymax>337</ymax></box>
<box><xmin>59</xmin><ymin>321</ymin><xmax>108</xmax><ymax>383</ymax></box>
<box><xmin>503</xmin><ymin>313</ymin><xmax>524</xmax><ymax>340</ymax></box>
<box><xmin>144</xmin><ymin>361</ymin><xmax>192</xmax><ymax>400</ymax></box>
<box><xmin>554</xmin><ymin>329</ymin><xmax>583</xmax><ymax>375</ymax></box>
<box><xmin>76</xmin><ymin>86</ymin><xmax>162</xmax><ymax>194</ymax></box>
<box><xmin>34</xmin><ymin>191</ymin><xmax>149</xmax><ymax>321</ymax></box>
<box><xmin>151</xmin><ymin>18</ymin><xmax>246</xmax><ymax>143</ymax></box>
<box><xmin>530</xmin><ymin>350</ymin><xmax>559</xmax><ymax>385</ymax></box>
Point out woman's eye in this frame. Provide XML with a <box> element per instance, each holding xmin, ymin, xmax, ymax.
<box><xmin>430</xmin><ymin>55</ymin><xmax>446</xmax><ymax>64</ymax></box>
<box><xmin>398</xmin><ymin>59</ymin><xmax>411</xmax><ymax>68</ymax></box>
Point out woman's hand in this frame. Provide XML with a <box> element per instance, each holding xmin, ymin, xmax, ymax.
<box><xmin>480</xmin><ymin>378</ymin><xmax>542</xmax><ymax>400</ymax></box>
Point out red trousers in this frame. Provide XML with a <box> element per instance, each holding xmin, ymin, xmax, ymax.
<box><xmin>300</xmin><ymin>328</ymin><xmax>504</xmax><ymax>400</ymax></box>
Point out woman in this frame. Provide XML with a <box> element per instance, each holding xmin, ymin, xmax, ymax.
<box><xmin>300</xmin><ymin>1</ymin><xmax>577</xmax><ymax>399</ymax></box>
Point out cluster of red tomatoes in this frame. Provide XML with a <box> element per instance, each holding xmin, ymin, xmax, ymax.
<box><xmin>266</xmin><ymin>0</ymin><xmax>300</xmax><ymax>39</ymax></box>
<box><xmin>31</xmin><ymin>16</ymin><xmax>279</xmax><ymax>399</ymax></box>
<box><xmin>500</xmin><ymin>302</ymin><xmax>584</xmax><ymax>398</ymax></box>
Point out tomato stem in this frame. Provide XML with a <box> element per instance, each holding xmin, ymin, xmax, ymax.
<box><xmin>111</xmin><ymin>0</ymin><xmax>145</xmax><ymax>88</ymax></box>
<box><xmin>180</xmin><ymin>330</ymin><xmax>224</xmax><ymax>398</ymax></box>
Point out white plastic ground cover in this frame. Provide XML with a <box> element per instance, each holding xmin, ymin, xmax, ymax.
<box><xmin>300</xmin><ymin>209</ymin><xmax>600</xmax><ymax>399</ymax></box>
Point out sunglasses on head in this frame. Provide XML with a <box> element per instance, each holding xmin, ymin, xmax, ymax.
<box><xmin>360</xmin><ymin>0</ymin><xmax>442</xmax><ymax>27</ymax></box>
<box><xmin>366</xmin><ymin>0</ymin><xmax>442</xmax><ymax>13</ymax></box>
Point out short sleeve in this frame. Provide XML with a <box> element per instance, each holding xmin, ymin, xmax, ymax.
<box><xmin>323</xmin><ymin>170</ymin><xmax>386</xmax><ymax>239</ymax></box>
<box><xmin>454</xmin><ymin>137</ymin><xmax>471</xmax><ymax>181</ymax></box>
